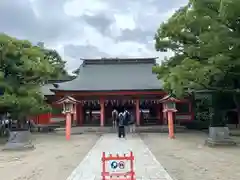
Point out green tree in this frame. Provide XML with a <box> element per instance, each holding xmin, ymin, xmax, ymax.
<box><xmin>37</xmin><ymin>42</ymin><xmax>68</xmax><ymax>79</ymax></box>
<box><xmin>153</xmin><ymin>0</ymin><xmax>240</xmax><ymax>126</ymax></box>
<box><xmin>0</xmin><ymin>34</ymin><xmax>55</xmax><ymax>127</ymax></box>
<box><xmin>44</xmin><ymin>49</ymin><xmax>68</xmax><ymax>79</ymax></box>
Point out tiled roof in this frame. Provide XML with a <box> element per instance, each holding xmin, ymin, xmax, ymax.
<box><xmin>51</xmin><ymin>58</ymin><xmax>162</xmax><ymax>92</ymax></box>
<box><xmin>41</xmin><ymin>79</ymin><xmax>76</xmax><ymax>96</ymax></box>
<box><xmin>41</xmin><ymin>84</ymin><xmax>55</xmax><ymax>95</ymax></box>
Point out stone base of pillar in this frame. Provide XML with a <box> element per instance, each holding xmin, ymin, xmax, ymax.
<box><xmin>205</xmin><ymin>127</ymin><xmax>236</xmax><ymax>147</ymax></box>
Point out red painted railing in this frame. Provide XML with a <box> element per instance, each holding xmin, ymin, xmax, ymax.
<box><xmin>101</xmin><ymin>151</ymin><xmax>135</xmax><ymax>180</ymax></box>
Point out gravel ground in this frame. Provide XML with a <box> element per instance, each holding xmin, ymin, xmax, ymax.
<box><xmin>141</xmin><ymin>131</ymin><xmax>240</xmax><ymax>180</ymax></box>
<box><xmin>0</xmin><ymin>133</ymin><xmax>100</xmax><ymax>180</ymax></box>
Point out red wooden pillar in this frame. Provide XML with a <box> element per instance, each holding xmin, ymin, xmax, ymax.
<box><xmin>73</xmin><ymin>104</ymin><xmax>77</xmax><ymax>125</ymax></box>
<box><xmin>189</xmin><ymin>102</ymin><xmax>194</xmax><ymax>121</ymax></box>
<box><xmin>135</xmin><ymin>99</ymin><xmax>140</xmax><ymax>126</ymax></box>
<box><xmin>100</xmin><ymin>98</ymin><xmax>105</xmax><ymax>126</ymax></box>
<box><xmin>48</xmin><ymin>112</ymin><xmax>51</xmax><ymax>124</ymax></box>
<box><xmin>156</xmin><ymin>104</ymin><xmax>161</xmax><ymax>124</ymax></box>
<box><xmin>160</xmin><ymin>104</ymin><xmax>164</xmax><ymax>124</ymax></box>
<box><xmin>77</xmin><ymin>103</ymin><xmax>83</xmax><ymax>126</ymax></box>
<box><xmin>163</xmin><ymin>111</ymin><xmax>167</xmax><ymax>125</ymax></box>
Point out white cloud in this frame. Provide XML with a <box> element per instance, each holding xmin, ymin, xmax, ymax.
<box><xmin>64</xmin><ymin>0</ymin><xmax>109</xmax><ymax>17</ymax></box>
<box><xmin>114</xmin><ymin>13</ymin><xmax>136</xmax><ymax>30</ymax></box>
<box><xmin>0</xmin><ymin>0</ymin><xmax>188</xmax><ymax>71</ymax></box>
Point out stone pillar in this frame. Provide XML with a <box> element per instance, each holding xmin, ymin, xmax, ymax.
<box><xmin>135</xmin><ymin>99</ymin><xmax>140</xmax><ymax>126</ymax></box>
<box><xmin>100</xmin><ymin>98</ymin><xmax>105</xmax><ymax>127</ymax></box>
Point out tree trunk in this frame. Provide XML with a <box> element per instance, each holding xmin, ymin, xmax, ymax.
<box><xmin>13</xmin><ymin>115</ymin><xmax>29</xmax><ymax>131</ymax></box>
<box><xmin>209</xmin><ymin>92</ymin><xmax>225</xmax><ymax>127</ymax></box>
<box><xmin>195</xmin><ymin>90</ymin><xmax>236</xmax><ymax>146</ymax></box>
<box><xmin>233</xmin><ymin>94</ymin><xmax>240</xmax><ymax>128</ymax></box>
<box><xmin>207</xmin><ymin>93</ymin><xmax>236</xmax><ymax>146</ymax></box>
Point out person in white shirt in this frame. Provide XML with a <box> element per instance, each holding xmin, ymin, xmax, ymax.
<box><xmin>112</xmin><ymin>109</ymin><xmax>118</xmax><ymax>128</ymax></box>
<box><xmin>128</xmin><ymin>113</ymin><xmax>136</xmax><ymax>133</ymax></box>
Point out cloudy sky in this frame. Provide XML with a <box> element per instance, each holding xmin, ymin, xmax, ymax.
<box><xmin>0</xmin><ymin>0</ymin><xmax>188</xmax><ymax>72</ymax></box>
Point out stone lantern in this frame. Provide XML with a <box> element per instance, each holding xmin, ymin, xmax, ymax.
<box><xmin>56</xmin><ymin>96</ymin><xmax>79</xmax><ymax>140</ymax></box>
<box><xmin>160</xmin><ymin>95</ymin><xmax>179</xmax><ymax>139</ymax></box>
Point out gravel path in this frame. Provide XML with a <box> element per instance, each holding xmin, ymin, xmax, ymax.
<box><xmin>0</xmin><ymin>133</ymin><xmax>100</xmax><ymax>180</ymax></box>
<box><xmin>141</xmin><ymin>132</ymin><xmax>240</xmax><ymax>180</ymax></box>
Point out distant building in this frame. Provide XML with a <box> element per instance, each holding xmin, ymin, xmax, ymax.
<box><xmin>36</xmin><ymin>57</ymin><xmax>193</xmax><ymax>126</ymax></box>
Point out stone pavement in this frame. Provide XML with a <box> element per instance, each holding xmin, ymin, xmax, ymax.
<box><xmin>66</xmin><ymin>134</ymin><xmax>173</xmax><ymax>180</ymax></box>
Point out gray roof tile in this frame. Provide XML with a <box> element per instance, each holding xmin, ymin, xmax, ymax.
<box><xmin>52</xmin><ymin>58</ymin><xmax>162</xmax><ymax>91</ymax></box>
<box><xmin>41</xmin><ymin>84</ymin><xmax>55</xmax><ymax>95</ymax></box>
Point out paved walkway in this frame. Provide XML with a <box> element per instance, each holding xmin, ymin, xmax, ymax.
<box><xmin>66</xmin><ymin>134</ymin><xmax>173</xmax><ymax>180</ymax></box>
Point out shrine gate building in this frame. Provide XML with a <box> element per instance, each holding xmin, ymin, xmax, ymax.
<box><xmin>37</xmin><ymin>57</ymin><xmax>193</xmax><ymax>126</ymax></box>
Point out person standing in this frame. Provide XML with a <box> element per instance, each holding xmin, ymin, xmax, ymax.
<box><xmin>123</xmin><ymin>109</ymin><xmax>130</xmax><ymax>133</ymax></box>
<box><xmin>112</xmin><ymin>109</ymin><xmax>118</xmax><ymax>129</ymax></box>
<box><xmin>128</xmin><ymin>113</ymin><xmax>136</xmax><ymax>133</ymax></box>
<box><xmin>118</xmin><ymin>112</ymin><xmax>126</xmax><ymax>138</ymax></box>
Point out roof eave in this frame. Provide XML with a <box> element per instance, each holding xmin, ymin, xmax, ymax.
<box><xmin>50</xmin><ymin>89</ymin><xmax>164</xmax><ymax>93</ymax></box>
<box><xmin>80</xmin><ymin>57</ymin><xmax>158</xmax><ymax>61</ymax></box>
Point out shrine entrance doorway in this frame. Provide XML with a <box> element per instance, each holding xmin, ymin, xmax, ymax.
<box><xmin>104</xmin><ymin>100</ymin><xmax>135</xmax><ymax>126</ymax></box>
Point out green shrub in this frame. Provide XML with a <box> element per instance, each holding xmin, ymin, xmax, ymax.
<box><xmin>182</xmin><ymin>120</ymin><xmax>209</xmax><ymax>130</ymax></box>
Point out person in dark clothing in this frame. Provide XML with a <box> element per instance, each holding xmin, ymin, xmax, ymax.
<box><xmin>118</xmin><ymin>112</ymin><xmax>126</xmax><ymax>138</ymax></box>
<box><xmin>123</xmin><ymin>109</ymin><xmax>130</xmax><ymax>133</ymax></box>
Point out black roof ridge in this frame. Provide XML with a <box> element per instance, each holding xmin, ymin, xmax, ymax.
<box><xmin>81</xmin><ymin>57</ymin><xmax>158</xmax><ymax>66</ymax></box>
